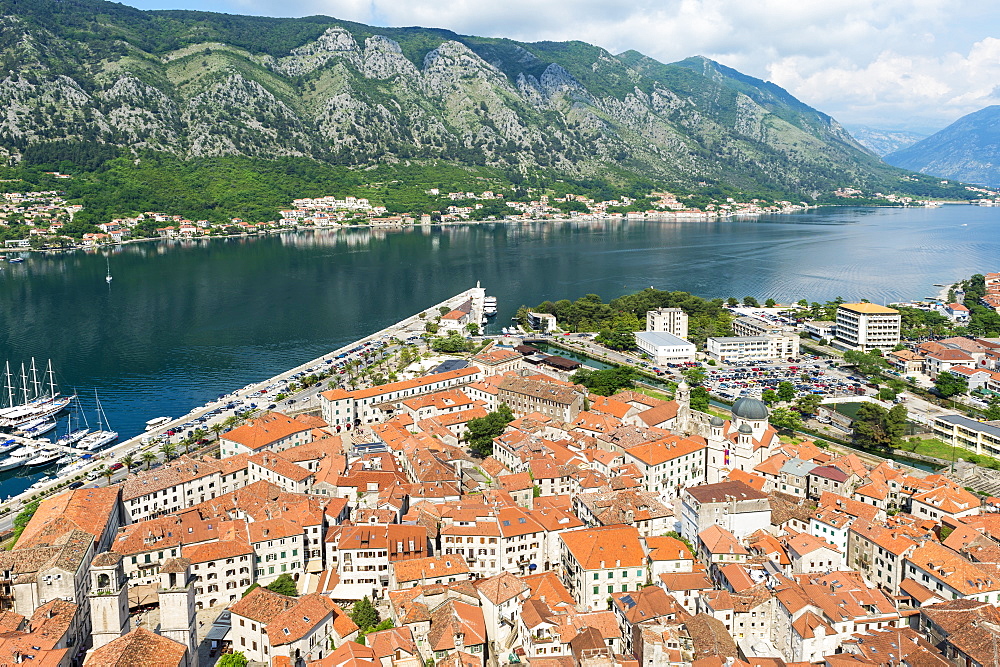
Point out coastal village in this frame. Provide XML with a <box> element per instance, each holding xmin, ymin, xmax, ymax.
<box><xmin>12</xmin><ymin>181</ymin><xmax>997</xmax><ymax>250</ymax></box>
<box><xmin>7</xmin><ymin>286</ymin><xmax>1000</xmax><ymax>667</ymax></box>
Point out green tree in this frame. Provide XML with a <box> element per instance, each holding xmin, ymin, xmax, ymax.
<box><xmin>11</xmin><ymin>499</ymin><xmax>40</xmax><ymax>543</ymax></box>
<box><xmin>431</xmin><ymin>331</ymin><xmax>470</xmax><ymax>353</ymax></box>
<box><xmin>571</xmin><ymin>367</ymin><xmax>635</xmax><ymax>396</ymax></box>
<box><xmin>794</xmin><ymin>393</ymin><xmax>823</xmax><ymax>415</ymax></box>
<box><xmin>141</xmin><ymin>450</ymin><xmax>157</xmax><ymax>469</ymax></box>
<box><xmin>217</xmin><ymin>652</ymin><xmax>249</xmax><ymax>667</ymax></box>
<box><xmin>852</xmin><ymin>402</ymin><xmax>907</xmax><ymax>453</ymax></box>
<box><xmin>934</xmin><ymin>372</ymin><xmax>968</xmax><ymax>398</ymax></box>
<box><xmin>878</xmin><ymin>387</ymin><xmax>897</xmax><ymax>401</ymax></box>
<box><xmin>351</xmin><ymin>596</ymin><xmax>380</xmax><ymax>631</ymax></box>
<box><xmin>777</xmin><ymin>381</ymin><xmax>796</xmax><ymax>403</ymax></box>
<box><xmin>681</xmin><ymin>366</ymin><xmax>707</xmax><ymax>386</ymax></box>
<box><xmin>266</xmin><ymin>573</ymin><xmax>298</xmax><ymax>597</ymax></box>
<box><xmin>743</xmin><ymin>296</ymin><xmax>759</xmax><ymax>307</ymax></box>
<box><xmin>765</xmin><ymin>298</ymin><xmax>777</xmax><ymax>308</ymax></box>
<box><xmin>769</xmin><ymin>407</ymin><xmax>803</xmax><ymax>431</ymax></box>
<box><xmin>159</xmin><ymin>441</ymin><xmax>176</xmax><ymax>461</ymax></box>
<box><xmin>727</xmin><ymin>297</ymin><xmax>739</xmax><ymax>307</ymax></box>
<box><xmin>595</xmin><ymin>326</ymin><xmax>635</xmax><ymax>351</ymax></box>
<box><xmin>690</xmin><ymin>386</ymin><xmax>710</xmax><ymax>412</ymax></box>
<box><xmin>464</xmin><ymin>404</ymin><xmax>515</xmax><ymax>457</ymax></box>
<box><xmin>984</xmin><ymin>395</ymin><xmax>1000</xmax><ymax>421</ymax></box>
<box><xmin>761</xmin><ymin>389</ymin><xmax>778</xmax><ymax>405</ymax></box>
<box><xmin>843</xmin><ymin>350</ymin><xmax>888</xmax><ymax>377</ymax></box>
<box><xmin>120</xmin><ymin>453</ymin><xmax>136</xmax><ymax>473</ymax></box>
<box><xmin>465</xmin><ymin>322</ymin><xmax>480</xmax><ymax>336</ymax></box>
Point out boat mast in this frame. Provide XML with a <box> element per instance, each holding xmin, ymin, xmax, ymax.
<box><xmin>75</xmin><ymin>391</ymin><xmax>89</xmax><ymax>429</ymax></box>
<box><xmin>94</xmin><ymin>389</ymin><xmax>105</xmax><ymax>431</ymax></box>
<box><xmin>3</xmin><ymin>362</ymin><xmax>12</xmax><ymax>409</ymax></box>
<box><xmin>19</xmin><ymin>363</ymin><xmax>29</xmax><ymax>405</ymax></box>
<box><xmin>45</xmin><ymin>360</ymin><xmax>57</xmax><ymax>399</ymax></box>
<box><xmin>29</xmin><ymin>358</ymin><xmax>40</xmax><ymax>401</ymax></box>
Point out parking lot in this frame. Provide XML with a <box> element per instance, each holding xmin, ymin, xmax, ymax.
<box><xmin>703</xmin><ymin>357</ymin><xmax>875</xmax><ymax>402</ymax></box>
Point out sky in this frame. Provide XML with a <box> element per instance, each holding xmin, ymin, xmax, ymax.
<box><xmin>118</xmin><ymin>0</ymin><xmax>1000</xmax><ymax>135</ymax></box>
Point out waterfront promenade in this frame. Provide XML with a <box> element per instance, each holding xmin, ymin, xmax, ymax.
<box><xmin>0</xmin><ymin>286</ymin><xmax>484</xmax><ymax>520</ymax></box>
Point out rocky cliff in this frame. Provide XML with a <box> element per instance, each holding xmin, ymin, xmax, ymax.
<box><xmin>0</xmin><ymin>0</ymin><xmax>912</xmax><ymax>196</ymax></box>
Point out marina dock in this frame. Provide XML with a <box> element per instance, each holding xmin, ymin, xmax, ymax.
<box><xmin>0</xmin><ymin>287</ymin><xmax>484</xmax><ymax>515</ymax></box>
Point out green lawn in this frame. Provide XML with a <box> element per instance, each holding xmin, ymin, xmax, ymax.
<box><xmin>900</xmin><ymin>436</ymin><xmax>1000</xmax><ymax>469</ymax></box>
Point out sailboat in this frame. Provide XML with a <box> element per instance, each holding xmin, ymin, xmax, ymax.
<box><xmin>55</xmin><ymin>394</ymin><xmax>90</xmax><ymax>447</ymax></box>
<box><xmin>77</xmin><ymin>390</ymin><xmax>117</xmax><ymax>450</ymax></box>
<box><xmin>0</xmin><ymin>359</ymin><xmax>73</xmax><ymax>427</ymax></box>
<box><xmin>105</xmin><ymin>256</ymin><xmax>112</xmax><ymax>283</ymax></box>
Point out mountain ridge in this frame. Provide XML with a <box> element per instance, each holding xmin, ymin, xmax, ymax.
<box><xmin>885</xmin><ymin>106</ymin><xmax>1000</xmax><ymax>188</ymax></box>
<box><xmin>0</xmin><ymin>0</ymin><xmax>967</xmax><ymax>214</ymax></box>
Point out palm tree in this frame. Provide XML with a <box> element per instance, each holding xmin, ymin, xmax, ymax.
<box><xmin>159</xmin><ymin>441</ymin><xmax>176</xmax><ymax>461</ymax></box>
<box><xmin>210</xmin><ymin>423</ymin><xmax>223</xmax><ymax>441</ymax></box>
<box><xmin>99</xmin><ymin>465</ymin><xmax>114</xmax><ymax>486</ymax></box>
<box><xmin>120</xmin><ymin>454</ymin><xmax>136</xmax><ymax>473</ymax></box>
<box><xmin>180</xmin><ymin>437</ymin><xmax>193</xmax><ymax>455</ymax></box>
<box><xmin>192</xmin><ymin>428</ymin><xmax>207</xmax><ymax>444</ymax></box>
<box><xmin>141</xmin><ymin>451</ymin><xmax>157</xmax><ymax>470</ymax></box>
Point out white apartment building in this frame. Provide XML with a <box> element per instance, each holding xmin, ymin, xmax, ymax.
<box><xmin>229</xmin><ymin>588</ymin><xmax>353</xmax><ymax>664</ymax></box>
<box><xmin>219</xmin><ymin>412</ymin><xmax>316</xmax><ymax>458</ymax></box>
<box><xmin>249</xmin><ymin>519</ymin><xmax>305</xmax><ymax>585</ymax></box>
<box><xmin>834</xmin><ymin>303</ymin><xmax>901</xmax><ymax>352</ymax></box>
<box><xmin>705</xmin><ymin>334</ymin><xmax>799</xmax><ymax>363</ymax></box>
<box><xmin>121</xmin><ymin>456</ymin><xmax>228</xmax><ymax>523</ymax></box>
<box><xmin>647</xmin><ymin>307</ymin><xmax>689</xmax><ymax>338</ymax></box>
<box><xmin>186</xmin><ymin>541</ymin><xmax>255</xmax><ymax>610</ymax></box>
<box><xmin>560</xmin><ymin>525</ymin><xmax>647</xmax><ymax>611</ymax></box>
<box><xmin>319</xmin><ymin>367</ymin><xmax>481</xmax><ymax>427</ymax></box>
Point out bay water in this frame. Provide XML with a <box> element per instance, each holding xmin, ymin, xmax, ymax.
<box><xmin>0</xmin><ymin>205</ymin><xmax>996</xmax><ymax>494</ymax></box>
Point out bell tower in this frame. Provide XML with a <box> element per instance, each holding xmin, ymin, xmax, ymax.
<box><xmin>88</xmin><ymin>552</ymin><xmax>130</xmax><ymax>652</ymax></box>
<box><xmin>158</xmin><ymin>558</ymin><xmax>198</xmax><ymax>667</ymax></box>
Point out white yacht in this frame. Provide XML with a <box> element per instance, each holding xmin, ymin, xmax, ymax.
<box><xmin>0</xmin><ymin>446</ymin><xmax>39</xmax><ymax>471</ymax></box>
<box><xmin>25</xmin><ymin>449</ymin><xmax>61</xmax><ymax>467</ymax></box>
<box><xmin>483</xmin><ymin>296</ymin><xmax>498</xmax><ymax>316</ymax></box>
<box><xmin>145</xmin><ymin>416</ymin><xmax>172</xmax><ymax>431</ymax></box>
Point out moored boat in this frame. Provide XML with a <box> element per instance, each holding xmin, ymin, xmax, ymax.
<box><xmin>25</xmin><ymin>449</ymin><xmax>60</xmax><ymax>467</ymax></box>
<box><xmin>145</xmin><ymin>416</ymin><xmax>172</xmax><ymax>431</ymax></box>
<box><xmin>0</xmin><ymin>446</ymin><xmax>39</xmax><ymax>471</ymax></box>
<box><xmin>484</xmin><ymin>296</ymin><xmax>497</xmax><ymax>316</ymax></box>
<box><xmin>77</xmin><ymin>390</ymin><xmax>117</xmax><ymax>451</ymax></box>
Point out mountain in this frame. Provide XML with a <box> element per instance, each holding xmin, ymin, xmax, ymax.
<box><xmin>844</xmin><ymin>125</ymin><xmax>926</xmax><ymax>157</ymax></box>
<box><xmin>885</xmin><ymin>106</ymin><xmax>1000</xmax><ymax>188</ymax></box>
<box><xmin>0</xmin><ymin>0</ymin><xmax>963</xmax><ymax>218</ymax></box>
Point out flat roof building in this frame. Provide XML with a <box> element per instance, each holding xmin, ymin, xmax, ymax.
<box><xmin>705</xmin><ymin>334</ymin><xmax>799</xmax><ymax>363</ymax></box>
<box><xmin>834</xmin><ymin>303</ymin><xmax>900</xmax><ymax>352</ymax></box>
<box><xmin>635</xmin><ymin>331</ymin><xmax>696</xmax><ymax>364</ymax></box>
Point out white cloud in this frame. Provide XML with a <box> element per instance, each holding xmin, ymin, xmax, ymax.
<box><xmin>123</xmin><ymin>0</ymin><xmax>1000</xmax><ymax>131</ymax></box>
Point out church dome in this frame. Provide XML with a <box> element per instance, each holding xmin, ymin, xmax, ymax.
<box><xmin>710</xmin><ymin>416</ymin><xmax>724</xmax><ymax>427</ymax></box>
<box><xmin>732</xmin><ymin>396</ymin><xmax>769</xmax><ymax>421</ymax></box>
<box><xmin>738</xmin><ymin>423</ymin><xmax>753</xmax><ymax>435</ymax></box>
